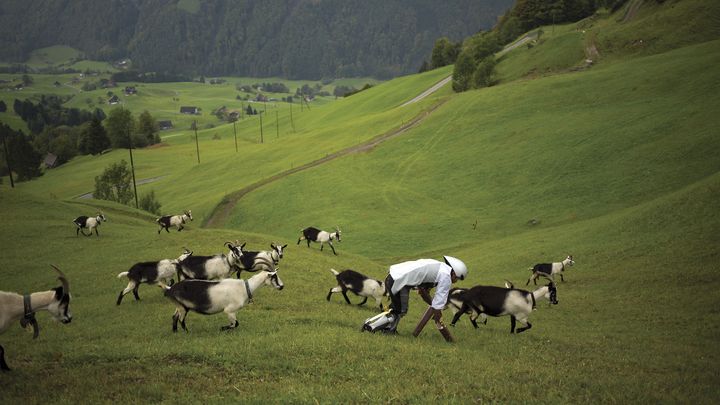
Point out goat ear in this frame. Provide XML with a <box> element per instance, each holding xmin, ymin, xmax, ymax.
<box><xmin>282</xmin><ymin>244</ymin><xmax>287</xmax><ymax>249</ymax></box>
<box><xmin>241</xmin><ymin>242</ymin><xmax>246</xmax><ymax>250</ymax></box>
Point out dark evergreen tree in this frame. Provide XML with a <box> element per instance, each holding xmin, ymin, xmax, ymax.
<box><xmin>78</xmin><ymin>118</ymin><xmax>111</xmax><ymax>155</ymax></box>
<box><xmin>0</xmin><ymin>124</ymin><xmax>42</xmax><ymax>181</ymax></box>
<box><xmin>0</xmin><ymin>100</ymin><xmax>6</xmax><ymax>112</ymax></box>
<box><xmin>137</xmin><ymin>110</ymin><xmax>158</xmax><ymax>146</ymax></box>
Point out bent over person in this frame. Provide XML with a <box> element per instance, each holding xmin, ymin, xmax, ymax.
<box><xmin>383</xmin><ymin>256</ymin><xmax>468</xmax><ymax>334</ymax></box>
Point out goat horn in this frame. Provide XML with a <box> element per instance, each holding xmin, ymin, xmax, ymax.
<box><xmin>225</xmin><ymin>241</ymin><xmax>234</xmax><ymax>248</ymax></box>
<box><xmin>50</xmin><ymin>264</ymin><xmax>70</xmax><ymax>294</ymax></box>
<box><xmin>254</xmin><ymin>257</ymin><xmax>276</xmax><ymax>272</ymax></box>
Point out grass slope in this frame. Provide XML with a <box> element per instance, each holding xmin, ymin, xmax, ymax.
<box><xmin>1</xmin><ymin>1</ymin><xmax>719</xmax><ymax>402</ymax></box>
<box><xmin>229</xmin><ymin>39</ymin><xmax>720</xmax><ymax>258</ymax></box>
<box><xmin>15</xmin><ymin>67</ymin><xmax>451</xmax><ymax>225</ymax></box>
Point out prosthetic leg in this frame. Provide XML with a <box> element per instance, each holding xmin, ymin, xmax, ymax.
<box><xmin>412</xmin><ymin>306</ymin><xmax>454</xmax><ymax>342</ymax></box>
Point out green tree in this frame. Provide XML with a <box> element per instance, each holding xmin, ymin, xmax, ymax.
<box><xmin>0</xmin><ymin>123</ymin><xmax>42</xmax><ymax>181</ymax></box>
<box><xmin>472</xmin><ymin>56</ymin><xmax>497</xmax><ymax>88</ymax></box>
<box><xmin>452</xmin><ymin>52</ymin><xmax>475</xmax><ymax>92</ymax></box>
<box><xmin>21</xmin><ymin>74</ymin><xmax>33</xmax><ymax>86</ymax></box>
<box><xmin>94</xmin><ymin>159</ymin><xmax>134</xmax><ymax>205</ymax></box>
<box><xmin>137</xmin><ymin>110</ymin><xmax>159</xmax><ymax>145</ymax></box>
<box><xmin>0</xmin><ymin>100</ymin><xmax>6</xmax><ymax>112</ymax></box>
<box><xmin>431</xmin><ymin>37</ymin><xmax>452</xmax><ymax>68</ymax></box>
<box><xmin>78</xmin><ymin>118</ymin><xmax>111</xmax><ymax>155</ymax></box>
<box><xmin>105</xmin><ymin>108</ymin><xmax>135</xmax><ymax>149</ymax></box>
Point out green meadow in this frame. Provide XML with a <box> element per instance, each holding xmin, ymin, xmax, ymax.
<box><xmin>1</xmin><ymin>1</ymin><xmax>719</xmax><ymax>402</ymax></box>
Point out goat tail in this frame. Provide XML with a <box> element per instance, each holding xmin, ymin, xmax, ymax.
<box><xmin>329</xmin><ymin>268</ymin><xmax>339</xmax><ymax>276</ymax></box>
<box><xmin>117</xmin><ymin>271</ymin><xmax>129</xmax><ymax>279</ymax></box>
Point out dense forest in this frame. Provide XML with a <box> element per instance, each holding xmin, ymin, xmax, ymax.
<box><xmin>0</xmin><ymin>0</ymin><xmax>512</xmax><ymax>79</ymax></box>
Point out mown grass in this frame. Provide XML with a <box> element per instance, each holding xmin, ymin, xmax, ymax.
<box><xmin>1</xmin><ymin>1</ymin><xmax>719</xmax><ymax>402</ymax></box>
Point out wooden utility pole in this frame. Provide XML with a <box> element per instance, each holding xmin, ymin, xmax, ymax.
<box><xmin>233</xmin><ymin>119</ymin><xmax>238</xmax><ymax>152</ymax></box>
<box><xmin>193</xmin><ymin>120</ymin><xmax>200</xmax><ymax>163</ymax></box>
<box><xmin>290</xmin><ymin>101</ymin><xmax>295</xmax><ymax>132</ymax></box>
<box><xmin>127</xmin><ymin>124</ymin><xmax>139</xmax><ymax>209</ymax></box>
<box><xmin>259</xmin><ymin>112</ymin><xmax>264</xmax><ymax>144</ymax></box>
<box><xmin>2</xmin><ymin>132</ymin><xmax>14</xmax><ymax>188</ymax></box>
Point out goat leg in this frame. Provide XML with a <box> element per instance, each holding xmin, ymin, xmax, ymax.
<box><xmin>0</xmin><ymin>344</ymin><xmax>10</xmax><ymax>371</ymax></box>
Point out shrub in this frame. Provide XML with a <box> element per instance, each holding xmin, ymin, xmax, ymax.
<box><xmin>139</xmin><ymin>190</ymin><xmax>162</xmax><ymax>215</ymax></box>
<box><xmin>94</xmin><ymin>159</ymin><xmax>134</xmax><ymax>205</ymax></box>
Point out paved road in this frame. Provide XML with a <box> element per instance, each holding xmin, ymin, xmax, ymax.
<box><xmin>400</xmin><ymin>75</ymin><xmax>453</xmax><ymax>107</ymax></box>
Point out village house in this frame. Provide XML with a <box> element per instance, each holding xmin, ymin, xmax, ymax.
<box><xmin>180</xmin><ymin>106</ymin><xmax>200</xmax><ymax>114</ymax></box>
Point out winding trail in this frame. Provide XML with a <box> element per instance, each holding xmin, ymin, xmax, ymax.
<box><xmin>203</xmin><ymin>99</ymin><xmax>448</xmax><ymax>228</ymax></box>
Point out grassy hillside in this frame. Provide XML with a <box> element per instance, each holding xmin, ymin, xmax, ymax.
<box><xmin>14</xmin><ymin>67</ymin><xmax>450</xmax><ymax>224</ymax></box>
<box><xmin>229</xmin><ymin>38</ymin><xmax>720</xmax><ymax>258</ymax></box>
<box><xmin>1</xmin><ymin>0</ymin><xmax>719</xmax><ymax>402</ymax></box>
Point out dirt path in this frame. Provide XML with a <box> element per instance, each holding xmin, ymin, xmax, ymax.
<box><xmin>203</xmin><ymin>100</ymin><xmax>448</xmax><ymax>228</ymax></box>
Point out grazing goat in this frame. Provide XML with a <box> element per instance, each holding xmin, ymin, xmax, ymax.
<box><xmin>116</xmin><ymin>248</ymin><xmax>193</xmax><ymax>305</ymax></box>
<box><xmin>449</xmin><ymin>281</ymin><xmax>558</xmax><ymax>333</ymax></box>
<box><xmin>0</xmin><ymin>265</ymin><xmax>71</xmax><ymax>371</ymax></box>
<box><xmin>326</xmin><ymin>269</ymin><xmax>386</xmax><ymax>309</ymax></box>
<box><xmin>156</xmin><ymin>210</ymin><xmax>193</xmax><ymax>233</ymax></box>
<box><xmin>73</xmin><ymin>212</ymin><xmax>106</xmax><ymax>237</ymax></box>
<box><xmin>234</xmin><ymin>242</ymin><xmax>287</xmax><ymax>278</ymax></box>
<box><xmin>177</xmin><ymin>242</ymin><xmax>247</xmax><ymax>280</ymax></box>
<box><xmin>526</xmin><ymin>255</ymin><xmax>575</xmax><ymax>285</ymax></box>
<box><xmin>165</xmin><ymin>266</ymin><xmax>283</xmax><ymax>332</ymax></box>
<box><xmin>297</xmin><ymin>226</ymin><xmax>341</xmax><ymax>255</ymax></box>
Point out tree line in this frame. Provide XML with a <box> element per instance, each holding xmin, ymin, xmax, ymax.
<box><xmin>0</xmin><ymin>0</ymin><xmax>511</xmax><ymax>80</ymax></box>
<box><xmin>2</xmin><ymin>101</ymin><xmax>161</xmax><ymax>182</ymax></box>
<box><xmin>421</xmin><ymin>0</ymin><xmax>647</xmax><ymax>94</ymax></box>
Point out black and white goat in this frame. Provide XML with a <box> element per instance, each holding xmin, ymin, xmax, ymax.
<box><xmin>116</xmin><ymin>248</ymin><xmax>194</xmax><ymax>305</ymax></box>
<box><xmin>444</xmin><ymin>287</ymin><xmax>487</xmax><ymax>328</ymax></box>
<box><xmin>176</xmin><ymin>242</ymin><xmax>248</xmax><ymax>280</ymax></box>
<box><xmin>297</xmin><ymin>226</ymin><xmax>341</xmax><ymax>255</ymax></box>
<box><xmin>448</xmin><ymin>281</ymin><xmax>558</xmax><ymax>333</ymax></box>
<box><xmin>326</xmin><ymin>269</ymin><xmax>386</xmax><ymax>309</ymax></box>
<box><xmin>234</xmin><ymin>242</ymin><xmax>287</xmax><ymax>278</ymax></box>
<box><xmin>73</xmin><ymin>212</ymin><xmax>106</xmax><ymax>237</ymax></box>
<box><xmin>0</xmin><ymin>265</ymin><xmax>71</xmax><ymax>371</ymax></box>
<box><xmin>165</xmin><ymin>264</ymin><xmax>283</xmax><ymax>332</ymax></box>
<box><xmin>156</xmin><ymin>210</ymin><xmax>193</xmax><ymax>233</ymax></box>
<box><xmin>526</xmin><ymin>255</ymin><xmax>575</xmax><ymax>285</ymax></box>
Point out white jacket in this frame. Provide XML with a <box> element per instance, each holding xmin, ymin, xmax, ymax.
<box><xmin>388</xmin><ymin>259</ymin><xmax>452</xmax><ymax>310</ymax></box>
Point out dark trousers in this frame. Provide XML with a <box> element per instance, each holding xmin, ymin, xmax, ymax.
<box><xmin>385</xmin><ymin>275</ymin><xmax>410</xmax><ymax>316</ymax></box>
